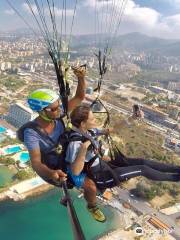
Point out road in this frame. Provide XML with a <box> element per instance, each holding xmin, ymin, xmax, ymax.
<box><xmin>105</xmin><ymin>102</ymin><xmax>129</xmax><ymax>115</ymax></box>
<box><xmin>116</xmin><ymin>188</ymin><xmax>180</xmax><ymax>240</ymax></box>
<box><xmin>101</xmin><ymin>85</ymin><xmax>179</xmax><ymax>137</ymax></box>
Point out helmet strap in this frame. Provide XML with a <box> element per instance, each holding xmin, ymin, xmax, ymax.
<box><xmin>39</xmin><ymin>111</ymin><xmax>53</xmax><ymax>122</ymax></box>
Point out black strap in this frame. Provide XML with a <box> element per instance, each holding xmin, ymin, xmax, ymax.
<box><xmin>18</xmin><ymin>119</ymin><xmax>65</xmax><ymax>147</ymax></box>
<box><xmin>90</xmin><ymin>98</ymin><xmax>110</xmax><ymax>128</ymax></box>
<box><xmin>84</xmin><ymin>154</ymin><xmax>99</xmax><ymax>172</ymax></box>
<box><xmin>67</xmin><ymin>127</ymin><xmax>121</xmax><ymax>186</ymax></box>
<box><xmin>91</xmin><ymin>160</ymin><xmax>120</xmax><ymax>187</ymax></box>
<box><xmin>70</xmin><ymin>126</ymin><xmax>99</xmax><ymax>150</ymax></box>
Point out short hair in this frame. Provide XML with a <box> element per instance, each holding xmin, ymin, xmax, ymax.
<box><xmin>70</xmin><ymin>103</ymin><xmax>91</xmax><ymax>128</ymax></box>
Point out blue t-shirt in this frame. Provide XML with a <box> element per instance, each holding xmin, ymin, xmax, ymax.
<box><xmin>24</xmin><ymin>119</ymin><xmax>64</xmax><ymax>168</ymax></box>
<box><xmin>65</xmin><ymin>128</ymin><xmax>102</xmax><ymax>167</ymax></box>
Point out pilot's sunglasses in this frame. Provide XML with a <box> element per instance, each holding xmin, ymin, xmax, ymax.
<box><xmin>45</xmin><ymin>105</ymin><xmax>60</xmax><ymax>112</ymax></box>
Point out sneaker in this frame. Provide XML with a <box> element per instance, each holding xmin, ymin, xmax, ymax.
<box><xmin>87</xmin><ymin>206</ymin><xmax>106</xmax><ymax>222</ymax></box>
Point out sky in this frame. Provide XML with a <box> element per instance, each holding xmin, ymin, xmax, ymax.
<box><xmin>1</xmin><ymin>0</ymin><xmax>180</xmax><ymax>39</ymax></box>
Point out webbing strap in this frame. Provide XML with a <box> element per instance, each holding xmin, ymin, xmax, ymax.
<box><xmin>70</xmin><ymin>126</ymin><xmax>99</xmax><ymax>150</ymax></box>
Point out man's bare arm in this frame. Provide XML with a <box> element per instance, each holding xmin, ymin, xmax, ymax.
<box><xmin>29</xmin><ymin>149</ymin><xmax>67</xmax><ymax>182</ymax></box>
<box><xmin>68</xmin><ymin>66</ymin><xmax>87</xmax><ymax>112</ymax></box>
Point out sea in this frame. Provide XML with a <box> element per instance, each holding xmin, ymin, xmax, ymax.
<box><xmin>0</xmin><ymin>188</ymin><xmax>120</xmax><ymax>240</ymax></box>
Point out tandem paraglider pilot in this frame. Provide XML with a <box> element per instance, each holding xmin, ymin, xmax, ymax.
<box><xmin>17</xmin><ymin>66</ymin><xmax>87</xmax><ymax>185</ymax></box>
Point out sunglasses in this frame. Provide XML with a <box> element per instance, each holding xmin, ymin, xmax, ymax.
<box><xmin>45</xmin><ymin>105</ymin><xmax>60</xmax><ymax>112</ymax></box>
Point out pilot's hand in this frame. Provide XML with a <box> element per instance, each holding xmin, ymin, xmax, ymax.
<box><xmin>51</xmin><ymin>170</ymin><xmax>67</xmax><ymax>183</ymax></box>
<box><xmin>72</xmin><ymin>65</ymin><xmax>86</xmax><ymax>79</ymax></box>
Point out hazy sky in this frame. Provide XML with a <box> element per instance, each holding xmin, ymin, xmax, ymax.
<box><xmin>1</xmin><ymin>0</ymin><xmax>180</xmax><ymax>39</ymax></box>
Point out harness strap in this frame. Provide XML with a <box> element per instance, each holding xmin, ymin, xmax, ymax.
<box><xmin>67</xmin><ymin>129</ymin><xmax>99</xmax><ymax>169</ymax></box>
<box><xmin>70</xmin><ymin>126</ymin><xmax>99</xmax><ymax>150</ymax></box>
<box><xmin>66</xmin><ymin>128</ymin><xmax>120</xmax><ymax>186</ymax></box>
<box><xmin>91</xmin><ymin>160</ymin><xmax>120</xmax><ymax>187</ymax></box>
<box><xmin>84</xmin><ymin>154</ymin><xmax>99</xmax><ymax>172</ymax></box>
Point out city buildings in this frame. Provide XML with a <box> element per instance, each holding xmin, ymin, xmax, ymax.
<box><xmin>5</xmin><ymin>102</ymin><xmax>38</xmax><ymax>128</ymax></box>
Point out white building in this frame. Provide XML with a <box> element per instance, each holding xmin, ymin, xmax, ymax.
<box><xmin>168</xmin><ymin>82</ymin><xmax>180</xmax><ymax>91</ymax></box>
<box><xmin>167</xmin><ymin>91</ymin><xmax>180</xmax><ymax>102</ymax></box>
<box><xmin>5</xmin><ymin>102</ymin><xmax>38</xmax><ymax>128</ymax></box>
<box><xmin>30</xmin><ymin>64</ymin><xmax>35</xmax><ymax>72</ymax></box>
<box><xmin>0</xmin><ymin>62</ymin><xmax>6</xmax><ymax>71</ymax></box>
<box><xmin>0</xmin><ymin>62</ymin><xmax>12</xmax><ymax>71</ymax></box>
<box><xmin>6</xmin><ymin>62</ymin><xmax>12</xmax><ymax>69</ymax></box>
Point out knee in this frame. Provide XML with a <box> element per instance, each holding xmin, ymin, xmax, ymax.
<box><xmin>83</xmin><ymin>177</ymin><xmax>96</xmax><ymax>193</ymax></box>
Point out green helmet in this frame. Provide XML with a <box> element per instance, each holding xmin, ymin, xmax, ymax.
<box><xmin>27</xmin><ymin>89</ymin><xmax>59</xmax><ymax>112</ymax></box>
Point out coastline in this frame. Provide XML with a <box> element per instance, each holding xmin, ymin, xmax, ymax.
<box><xmin>2</xmin><ymin>177</ymin><xmax>179</xmax><ymax>240</ymax></box>
<box><xmin>0</xmin><ymin>179</ymin><xmax>127</xmax><ymax>240</ymax></box>
<box><xmin>21</xmin><ymin>183</ymin><xmax>54</xmax><ymax>199</ymax></box>
<box><xmin>0</xmin><ymin>176</ymin><xmax>54</xmax><ymax>202</ymax></box>
<box><xmin>0</xmin><ymin>188</ymin><xmax>120</xmax><ymax>240</ymax></box>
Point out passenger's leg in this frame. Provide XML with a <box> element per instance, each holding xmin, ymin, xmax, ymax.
<box><xmin>125</xmin><ymin>158</ymin><xmax>180</xmax><ymax>173</ymax></box>
<box><xmin>83</xmin><ymin>177</ymin><xmax>106</xmax><ymax>222</ymax></box>
<box><xmin>92</xmin><ymin>170</ymin><xmax>117</xmax><ymax>189</ymax></box>
<box><xmin>111</xmin><ymin>156</ymin><xmax>180</xmax><ymax>173</ymax></box>
<box><xmin>115</xmin><ymin>165</ymin><xmax>180</xmax><ymax>182</ymax></box>
<box><xmin>91</xmin><ymin>163</ymin><xmax>180</xmax><ymax>191</ymax></box>
<box><xmin>83</xmin><ymin>177</ymin><xmax>97</xmax><ymax>207</ymax></box>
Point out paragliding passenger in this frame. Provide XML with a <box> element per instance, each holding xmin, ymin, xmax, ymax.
<box><xmin>18</xmin><ymin>66</ymin><xmax>87</xmax><ymax>185</ymax></box>
<box><xmin>132</xmin><ymin>104</ymin><xmax>144</xmax><ymax>119</ymax></box>
<box><xmin>65</xmin><ymin>104</ymin><xmax>180</xmax><ymax>220</ymax></box>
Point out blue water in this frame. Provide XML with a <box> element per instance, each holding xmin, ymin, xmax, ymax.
<box><xmin>19</xmin><ymin>152</ymin><xmax>30</xmax><ymax>163</ymax></box>
<box><xmin>0</xmin><ymin>126</ymin><xmax>6</xmax><ymax>133</ymax></box>
<box><xmin>0</xmin><ymin>189</ymin><xmax>120</xmax><ymax>240</ymax></box>
<box><xmin>5</xmin><ymin>146</ymin><xmax>22</xmax><ymax>155</ymax></box>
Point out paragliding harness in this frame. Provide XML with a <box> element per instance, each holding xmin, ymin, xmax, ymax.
<box><xmin>64</xmin><ymin>128</ymin><xmax>99</xmax><ymax>173</ymax></box>
<box><xmin>64</xmin><ymin>127</ymin><xmax>121</xmax><ymax>188</ymax></box>
<box><xmin>17</xmin><ymin>119</ymin><xmax>75</xmax><ymax>188</ymax></box>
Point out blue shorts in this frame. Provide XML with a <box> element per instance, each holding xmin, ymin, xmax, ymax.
<box><xmin>67</xmin><ymin>168</ymin><xmax>86</xmax><ymax>188</ymax></box>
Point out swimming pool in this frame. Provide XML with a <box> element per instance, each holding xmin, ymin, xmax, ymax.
<box><xmin>0</xmin><ymin>126</ymin><xmax>7</xmax><ymax>133</ymax></box>
<box><xmin>5</xmin><ymin>146</ymin><xmax>22</xmax><ymax>155</ymax></box>
<box><xmin>19</xmin><ymin>152</ymin><xmax>30</xmax><ymax>163</ymax></box>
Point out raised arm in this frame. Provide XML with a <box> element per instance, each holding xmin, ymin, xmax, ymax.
<box><xmin>68</xmin><ymin>66</ymin><xmax>87</xmax><ymax>112</ymax></box>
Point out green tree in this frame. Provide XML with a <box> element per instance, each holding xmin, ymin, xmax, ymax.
<box><xmin>15</xmin><ymin>170</ymin><xmax>32</xmax><ymax>181</ymax></box>
<box><xmin>0</xmin><ymin>156</ymin><xmax>14</xmax><ymax>165</ymax></box>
